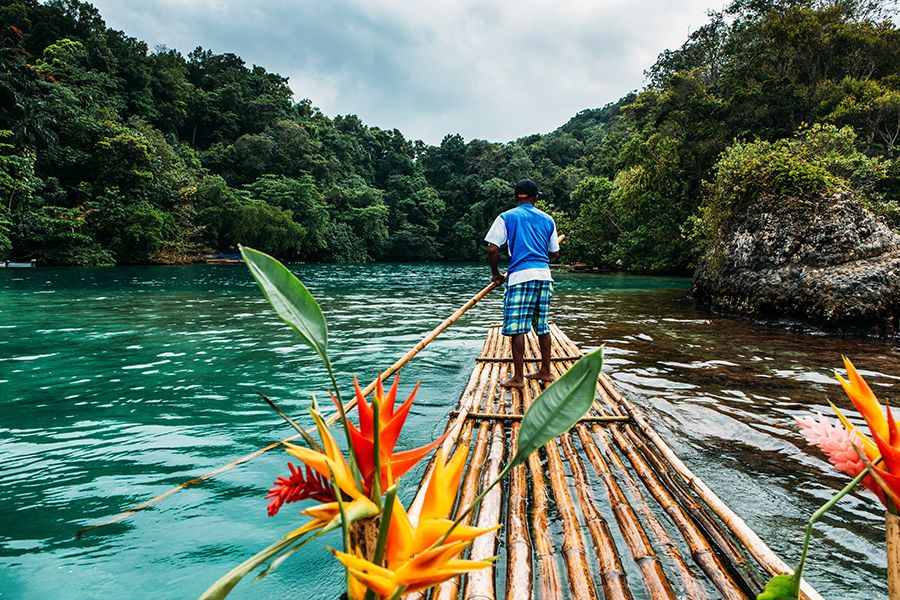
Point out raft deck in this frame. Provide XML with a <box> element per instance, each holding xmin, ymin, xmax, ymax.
<box><xmin>406</xmin><ymin>324</ymin><xmax>821</xmax><ymax>600</ymax></box>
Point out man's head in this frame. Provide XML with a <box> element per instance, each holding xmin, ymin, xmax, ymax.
<box><xmin>514</xmin><ymin>179</ymin><xmax>539</xmax><ymax>204</ymax></box>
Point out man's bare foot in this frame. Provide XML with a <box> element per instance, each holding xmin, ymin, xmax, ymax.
<box><xmin>525</xmin><ymin>370</ymin><xmax>555</xmax><ymax>383</ymax></box>
<box><xmin>500</xmin><ymin>376</ymin><xmax>526</xmax><ymax>389</ymax></box>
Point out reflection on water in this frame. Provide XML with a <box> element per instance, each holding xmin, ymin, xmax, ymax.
<box><xmin>1</xmin><ymin>264</ymin><xmax>896</xmax><ymax>599</ymax></box>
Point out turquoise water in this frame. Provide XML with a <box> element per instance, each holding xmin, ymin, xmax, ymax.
<box><xmin>1</xmin><ymin>264</ymin><xmax>897</xmax><ymax>599</ymax></box>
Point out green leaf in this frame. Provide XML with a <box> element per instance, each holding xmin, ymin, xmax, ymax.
<box><xmin>756</xmin><ymin>573</ymin><xmax>799</xmax><ymax>600</ymax></box>
<box><xmin>199</xmin><ymin>529</ymin><xmax>312</xmax><ymax>600</ymax></box>
<box><xmin>510</xmin><ymin>347</ymin><xmax>604</xmax><ymax>467</ymax></box>
<box><xmin>240</xmin><ymin>245</ymin><xmax>328</xmax><ymax>362</ymax></box>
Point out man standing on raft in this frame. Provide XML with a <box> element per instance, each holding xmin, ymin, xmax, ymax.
<box><xmin>485</xmin><ymin>179</ymin><xmax>561</xmax><ymax>389</ymax></box>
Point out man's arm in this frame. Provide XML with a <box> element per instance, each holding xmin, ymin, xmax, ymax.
<box><xmin>487</xmin><ymin>243</ymin><xmax>505</xmax><ymax>283</ymax></box>
<box><xmin>484</xmin><ymin>216</ymin><xmax>507</xmax><ymax>284</ymax></box>
<box><xmin>548</xmin><ymin>224</ymin><xmax>561</xmax><ymax>262</ymax></box>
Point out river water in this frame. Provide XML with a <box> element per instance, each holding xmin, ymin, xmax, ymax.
<box><xmin>0</xmin><ymin>264</ymin><xmax>897</xmax><ymax>599</ymax></box>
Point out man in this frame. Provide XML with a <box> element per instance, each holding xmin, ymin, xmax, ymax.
<box><xmin>484</xmin><ymin>179</ymin><xmax>560</xmax><ymax>389</ymax></box>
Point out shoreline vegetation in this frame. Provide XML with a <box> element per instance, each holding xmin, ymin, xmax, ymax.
<box><xmin>1</xmin><ymin>0</ymin><xmax>898</xmax><ymax>331</ymax></box>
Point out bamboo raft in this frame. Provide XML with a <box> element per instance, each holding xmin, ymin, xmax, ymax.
<box><xmin>404</xmin><ymin>324</ymin><xmax>823</xmax><ymax>600</ymax></box>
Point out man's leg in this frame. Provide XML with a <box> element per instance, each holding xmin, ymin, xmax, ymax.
<box><xmin>501</xmin><ymin>333</ymin><xmax>526</xmax><ymax>388</ymax></box>
<box><xmin>526</xmin><ymin>281</ymin><xmax>555</xmax><ymax>382</ymax></box>
<box><xmin>501</xmin><ymin>282</ymin><xmax>530</xmax><ymax>389</ymax></box>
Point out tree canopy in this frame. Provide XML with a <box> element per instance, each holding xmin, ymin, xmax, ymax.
<box><xmin>1</xmin><ymin>0</ymin><xmax>897</xmax><ymax>269</ymax></box>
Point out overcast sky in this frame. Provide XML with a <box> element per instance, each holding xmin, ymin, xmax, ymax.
<box><xmin>91</xmin><ymin>0</ymin><xmax>722</xmax><ymax>144</ymax></box>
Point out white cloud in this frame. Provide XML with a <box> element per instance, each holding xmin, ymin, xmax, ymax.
<box><xmin>93</xmin><ymin>0</ymin><xmax>722</xmax><ymax>144</ymax></box>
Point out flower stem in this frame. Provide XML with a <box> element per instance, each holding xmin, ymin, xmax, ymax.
<box><xmin>371</xmin><ymin>394</ymin><xmax>383</xmax><ymax>508</ymax></box>
<box><xmin>792</xmin><ymin>467</ymin><xmax>869</xmax><ymax>597</ymax></box>
<box><xmin>331</xmin><ymin>464</ymin><xmax>353</xmax><ymax>600</ymax></box>
<box><xmin>387</xmin><ymin>586</ymin><xmax>407</xmax><ymax>600</ymax></box>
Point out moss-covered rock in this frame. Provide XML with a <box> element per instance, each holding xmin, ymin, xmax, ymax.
<box><xmin>692</xmin><ymin>191</ymin><xmax>900</xmax><ymax>336</ymax></box>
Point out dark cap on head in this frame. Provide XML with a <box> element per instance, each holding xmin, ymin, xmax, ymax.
<box><xmin>514</xmin><ymin>179</ymin><xmax>539</xmax><ymax>199</ymax></box>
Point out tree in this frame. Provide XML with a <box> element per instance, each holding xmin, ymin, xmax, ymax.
<box><xmin>244</xmin><ymin>175</ymin><xmax>329</xmax><ymax>258</ymax></box>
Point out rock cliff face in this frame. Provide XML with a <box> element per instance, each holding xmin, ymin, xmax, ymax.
<box><xmin>692</xmin><ymin>192</ymin><xmax>900</xmax><ymax>336</ymax></box>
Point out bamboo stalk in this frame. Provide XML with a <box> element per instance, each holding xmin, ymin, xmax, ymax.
<box><xmin>542</xmin><ymin>436</ymin><xmax>600</xmax><ymax>599</ymax></box>
<box><xmin>475</xmin><ymin>355</ymin><xmax>583</xmax><ymax>363</ymax></box>
<box><xmin>888</xmin><ymin>511</ymin><xmax>900</xmax><ymax>599</ymax></box>
<box><xmin>602</xmin><ymin>423</ymin><xmax>742</xmax><ymax>598</ymax></box>
<box><xmin>511</xmin><ymin>343</ymin><xmax>562</xmax><ymax>598</ymax></box>
<box><xmin>550</xmin><ymin>327</ymin><xmax>749</xmax><ymax>596</ymax></box>
<box><xmin>546</xmin><ymin>324</ymin><xmax>819</xmax><ymax>600</ymax></box>
<box><xmin>427</xmin><ymin>354</ymin><xmax>504</xmax><ymax>600</ymax></box>
<box><xmin>560</xmin><ymin>430</ymin><xmax>634</xmax><ymax>600</ymax></box>
<box><xmin>597</xmin><ymin>374</ymin><xmax>823</xmax><ymax>600</ymax></box>
<box><xmin>580</xmin><ymin>334</ymin><xmax>764</xmax><ymax>596</ymax></box>
<box><xmin>505</xmin><ymin>388</ymin><xmax>533</xmax><ymax>600</ymax></box>
<box><xmin>587</xmin><ymin>423</ymin><xmax>710</xmax><ymax>600</ymax></box>
<box><xmin>78</xmin><ymin>280</ymin><xmax>503</xmax><ymax>537</ymax></box>
<box><xmin>430</xmin><ymin>421</ymin><xmax>492</xmax><ymax>600</ymax></box>
<box><xmin>430</xmin><ymin>354</ymin><xmax>504</xmax><ymax>600</ymax></box>
<box><xmin>448</xmin><ymin>410</ymin><xmax>631</xmax><ymax>423</ymax></box>
<box><xmin>407</xmin><ymin>352</ymin><xmax>496</xmax><ymax>525</ymax></box>
<box><xmin>617</xmin><ymin>424</ymin><xmax>760</xmax><ymax>596</ymax></box>
<box><xmin>576</xmin><ymin>413</ymin><xmax>676</xmax><ymax>600</ymax></box>
<box><xmin>522</xmin><ymin>369</ymin><xmax>599</xmax><ymax>600</ymax></box>
<box><xmin>527</xmin><ymin>436</ymin><xmax>562</xmax><ymax>598</ymax></box>
<box><xmin>464</xmin><ymin>420</ymin><xmax>506</xmax><ymax>599</ymax></box>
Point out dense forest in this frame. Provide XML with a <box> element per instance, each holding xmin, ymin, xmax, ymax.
<box><xmin>0</xmin><ymin>0</ymin><xmax>897</xmax><ymax>270</ymax></box>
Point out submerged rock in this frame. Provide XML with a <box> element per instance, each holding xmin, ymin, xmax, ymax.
<box><xmin>692</xmin><ymin>192</ymin><xmax>900</xmax><ymax>336</ymax></box>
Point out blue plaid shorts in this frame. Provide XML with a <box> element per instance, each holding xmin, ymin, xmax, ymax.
<box><xmin>502</xmin><ymin>280</ymin><xmax>554</xmax><ymax>336</ymax></box>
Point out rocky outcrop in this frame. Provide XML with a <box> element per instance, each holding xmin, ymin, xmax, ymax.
<box><xmin>692</xmin><ymin>192</ymin><xmax>900</xmax><ymax>336</ymax></box>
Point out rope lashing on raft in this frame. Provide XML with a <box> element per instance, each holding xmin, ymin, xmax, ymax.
<box><xmin>448</xmin><ymin>410</ymin><xmax>633</xmax><ymax>424</ymax></box>
<box><xmin>474</xmin><ymin>355</ymin><xmax>584</xmax><ymax>363</ymax></box>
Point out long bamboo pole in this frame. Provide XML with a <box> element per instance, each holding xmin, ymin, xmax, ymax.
<box><xmin>577</xmin><ymin>401</ymin><xmax>676</xmax><ymax>599</ymax></box>
<box><xmin>76</xmin><ymin>280</ymin><xmax>502</xmax><ymax>538</ymax></box>
<box><xmin>546</xmin><ymin>335</ymin><xmax>705</xmax><ymax>597</ymax></box>
<box><xmin>528</xmin><ymin>451</ymin><xmax>562</xmax><ymax>598</ymax></box>
<box><xmin>524</xmin><ymin>373</ymin><xmax>599</xmax><ymax>600</ymax></box>
<box><xmin>464</xmin><ymin>419</ymin><xmax>506</xmax><ymax>599</ymax></box>
<box><xmin>617</xmin><ymin>424</ymin><xmax>761</xmax><ymax>596</ymax></box>
<box><xmin>515</xmin><ymin>332</ymin><xmax>562</xmax><ymax>598</ymax></box>
<box><xmin>550</xmin><ymin>324</ymin><xmax>818</xmax><ymax>599</ymax></box>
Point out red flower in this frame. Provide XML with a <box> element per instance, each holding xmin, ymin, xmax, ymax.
<box><xmin>264</xmin><ymin>462</ymin><xmax>334</xmax><ymax>516</ymax></box>
<box><xmin>336</xmin><ymin>374</ymin><xmax>447</xmax><ymax>496</ymax></box>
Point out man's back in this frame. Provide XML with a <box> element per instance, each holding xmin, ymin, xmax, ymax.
<box><xmin>496</xmin><ymin>204</ymin><xmax>556</xmax><ymax>274</ymax></box>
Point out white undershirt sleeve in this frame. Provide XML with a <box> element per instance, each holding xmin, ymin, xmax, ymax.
<box><xmin>484</xmin><ymin>216</ymin><xmax>507</xmax><ymax>247</ymax></box>
<box><xmin>548</xmin><ymin>222</ymin><xmax>560</xmax><ymax>252</ymax></box>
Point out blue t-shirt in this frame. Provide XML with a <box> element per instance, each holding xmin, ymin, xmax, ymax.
<box><xmin>485</xmin><ymin>204</ymin><xmax>558</xmax><ymax>274</ymax></box>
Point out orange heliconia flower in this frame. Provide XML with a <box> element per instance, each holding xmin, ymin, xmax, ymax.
<box><xmin>836</xmin><ymin>357</ymin><xmax>900</xmax><ymax>509</ymax></box>
<box><xmin>337</xmin><ymin>375</ymin><xmax>447</xmax><ymax>496</ymax></box>
<box><xmin>334</xmin><ymin>445</ymin><xmax>497</xmax><ymax>599</ymax></box>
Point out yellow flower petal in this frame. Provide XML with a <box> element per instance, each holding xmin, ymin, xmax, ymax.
<box><xmin>412</xmin><ymin>519</ymin><xmax>500</xmax><ymax>554</ymax></box>
<box><xmin>420</xmin><ymin>445</ymin><xmax>468</xmax><ymax>523</ymax></box>
<box><xmin>838</xmin><ymin>357</ymin><xmax>887</xmax><ymax>440</ymax></box>
<box><xmin>334</xmin><ymin>551</ymin><xmax>397</xmax><ymax>597</ymax></box>
<box><xmin>386</xmin><ymin>498</ymin><xmax>415</xmax><ymax>566</ymax></box>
